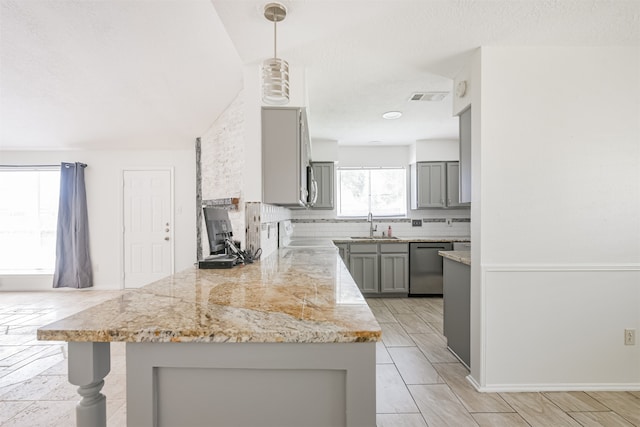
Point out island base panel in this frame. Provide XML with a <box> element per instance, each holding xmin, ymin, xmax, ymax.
<box><xmin>126</xmin><ymin>342</ymin><xmax>376</xmax><ymax>427</ymax></box>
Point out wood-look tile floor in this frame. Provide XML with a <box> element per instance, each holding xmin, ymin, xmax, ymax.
<box><xmin>0</xmin><ymin>291</ymin><xmax>638</xmax><ymax>426</ymax></box>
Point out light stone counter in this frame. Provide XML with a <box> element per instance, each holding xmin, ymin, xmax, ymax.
<box><xmin>439</xmin><ymin>250</ymin><xmax>472</xmax><ymax>266</ymax></box>
<box><xmin>38</xmin><ymin>248</ymin><xmax>380</xmax><ymax>427</ymax></box>
<box><xmin>38</xmin><ymin>247</ymin><xmax>380</xmax><ymax>344</ymax></box>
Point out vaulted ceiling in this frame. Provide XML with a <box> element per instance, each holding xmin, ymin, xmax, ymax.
<box><xmin>1</xmin><ymin>0</ymin><xmax>638</xmax><ymax>150</ymax></box>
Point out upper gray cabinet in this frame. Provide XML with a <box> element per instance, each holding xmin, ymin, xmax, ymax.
<box><xmin>411</xmin><ymin>161</ymin><xmax>467</xmax><ymax>209</ymax></box>
<box><xmin>311</xmin><ymin>162</ymin><xmax>334</xmax><ymax>210</ymax></box>
<box><xmin>262</xmin><ymin>107</ymin><xmax>311</xmax><ymax>207</ymax></box>
<box><xmin>458</xmin><ymin>107</ymin><xmax>471</xmax><ymax>204</ymax></box>
<box><xmin>411</xmin><ymin>162</ymin><xmax>446</xmax><ymax>208</ymax></box>
<box><xmin>446</xmin><ymin>162</ymin><xmax>462</xmax><ymax>208</ymax></box>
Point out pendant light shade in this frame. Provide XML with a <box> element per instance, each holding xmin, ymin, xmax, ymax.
<box><xmin>262</xmin><ymin>3</ymin><xmax>289</xmax><ymax>105</ymax></box>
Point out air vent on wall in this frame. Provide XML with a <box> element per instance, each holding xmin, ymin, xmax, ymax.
<box><xmin>409</xmin><ymin>92</ymin><xmax>449</xmax><ymax>102</ymax></box>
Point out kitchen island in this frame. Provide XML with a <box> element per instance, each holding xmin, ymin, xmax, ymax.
<box><xmin>37</xmin><ymin>247</ymin><xmax>381</xmax><ymax>427</ymax></box>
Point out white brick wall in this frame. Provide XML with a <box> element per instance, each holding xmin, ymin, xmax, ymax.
<box><xmin>200</xmin><ymin>90</ymin><xmax>246</xmax><ymax>251</ymax></box>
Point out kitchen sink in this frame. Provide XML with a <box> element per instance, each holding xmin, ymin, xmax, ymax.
<box><xmin>350</xmin><ymin>236</ymin><xmax>398</xmax><ymax>240</ymax></box>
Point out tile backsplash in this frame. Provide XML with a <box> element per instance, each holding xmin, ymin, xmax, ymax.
<box><xmin>245</xmin><ymin>202</ymin><xmax>291</xmax><ymax>258</ymax></box>
<box><xmin>291</xmin><ymin>217</ymin><xmax>470</xmax><ymax>238</ymax></box>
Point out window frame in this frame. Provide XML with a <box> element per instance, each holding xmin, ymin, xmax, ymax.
<box><xmin>0</xmin><ymin>166</ymin><xmax>60</xmax><ymax>273</ymax></box>
<box><xmin>336</xmin><ymin>166</ymin><xmax>408</xmax><ymax>218</ymax></box>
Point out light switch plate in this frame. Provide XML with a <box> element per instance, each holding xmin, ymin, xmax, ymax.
<box><xmin>412</xmin><ymin>219</ymin><xmax>422</xmax><ymax>227</ymax></box>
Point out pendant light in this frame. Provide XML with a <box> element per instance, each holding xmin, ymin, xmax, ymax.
<box><xmin>262</xmin><ymin>2</ymin><xmax>289</xmax><ymax>105</ymax></box>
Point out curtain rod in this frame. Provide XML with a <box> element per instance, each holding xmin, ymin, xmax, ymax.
<box><xmin>0</xmin><ymin>163</ymin><xmax>87</xmax><ymax>168</ymax></box>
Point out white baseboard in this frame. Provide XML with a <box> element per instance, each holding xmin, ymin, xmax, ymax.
<box><xmin>467</xmin><ymin>377</ymin><xmax>640</xmax><ymax>393</ymax></box>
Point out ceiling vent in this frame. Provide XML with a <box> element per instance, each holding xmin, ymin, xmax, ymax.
<box><xmin>409</xmin><ymin>92</ymin><xmax>449</xmax><ymax>102</ymax></box>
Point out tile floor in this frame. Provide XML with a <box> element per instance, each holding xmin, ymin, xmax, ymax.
<box><xmin>0</xmin><ymin>291</ymin><xmax>638</xmax><ymax>426</ymax></box>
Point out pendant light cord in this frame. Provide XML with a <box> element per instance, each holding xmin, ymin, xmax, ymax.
<box><xmin>273</xmin><ymin>18</ymin><xmax>277</xmax><ymax>59</ymax></box>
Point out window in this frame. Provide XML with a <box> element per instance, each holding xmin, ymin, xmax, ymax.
<box><xmin>337</xmin><ymin>167</ymin><xmax>407</xmax><ymax>217</ymax></box>
<box><xmin>0</xmin><ymin>168</ymin><xmax>60</xmax><ymax>272</ymax></box>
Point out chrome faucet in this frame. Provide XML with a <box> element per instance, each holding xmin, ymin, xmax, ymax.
<box><xmin>368</xmin><ymin>212</ymin><xmax>377</xmax><ymax>238</ymax></box>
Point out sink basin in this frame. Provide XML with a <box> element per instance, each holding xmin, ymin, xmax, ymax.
<box><xmin>350</xmin><ymin>236</ymin><xmax>398</xmax><ymax>240</ymax></box>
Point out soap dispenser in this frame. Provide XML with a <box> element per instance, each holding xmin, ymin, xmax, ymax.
<box><xmin>387</xmin><ymin>225</ymin><xmax>392</xmax><ymax>238</ymax></box>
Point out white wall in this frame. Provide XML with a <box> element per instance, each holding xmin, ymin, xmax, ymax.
<box><xmin>410</xmin><ymin>139</ymin><xmax>459</xmax><ymax>163</ymax></box>
<box><xmin>475</xmin><ymin>46</ymin><xmax>640</xmax><ymax>390</ymax></box>
<box><xmin>0</xmin><ymin>149</ymin><xmax>196</xmax><ymax>291</ymax></box>
<box><xmin>311</xmin><ymin>138</ymin><xmax>338</xmax><ymax>162</ymax></box>
<box><xmin>338</xmin><ymin>145</ymin><xmax>410</xmax><ymax>167</ymax></box>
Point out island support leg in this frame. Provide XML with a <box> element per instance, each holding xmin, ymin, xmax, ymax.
<box><xmin>68</xmin><ymin>342</ymin><xmax>111</xmax><ymax>427</ymax></box>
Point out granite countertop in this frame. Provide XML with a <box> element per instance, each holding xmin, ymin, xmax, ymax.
<box><xmin>332</xmin><ymin>236</ymin><xmax>471</xmax><ymax>243</ymax></box>
<box><xmin>439</xmin><ymin>250</ymin><xmax>471</xmax><ymax>266</ymax></box>
<box><xmin>37</xmin><ymin>248</ymin><xmax>381</xmax><ymax>344</ymax></box>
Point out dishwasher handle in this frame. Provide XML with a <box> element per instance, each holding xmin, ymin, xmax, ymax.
<box><xmin>412</xmin><ymin>245</ymin><xmax>452</xmax><ymax>250</ymax></box>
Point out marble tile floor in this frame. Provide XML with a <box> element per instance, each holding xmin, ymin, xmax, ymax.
<box><xmin>0</xmin><ymin>291</ymin><xmax>638</xmax><ymax>426</ymax></box>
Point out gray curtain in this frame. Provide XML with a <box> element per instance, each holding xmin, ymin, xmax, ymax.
<box><xmin>53</xmin><ymin>162</ymin><xmax>93</xmax><ymax>288</ymax></box>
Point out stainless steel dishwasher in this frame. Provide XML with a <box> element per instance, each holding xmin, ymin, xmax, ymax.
<box><xmin>409</xmin><ymin>242</ymin><xmax>453</xmax><ymax>295</ymax></box>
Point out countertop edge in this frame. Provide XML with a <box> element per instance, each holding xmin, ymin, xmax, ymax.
<box><xmin>438</xmin><ymin>250</ymin><xmax>472</xmax><ymax>266</ymax></box>
<box><xmin>332</xmin><ymin>237</ymin><xmax>471</xmax><ymax>243</ymax></box>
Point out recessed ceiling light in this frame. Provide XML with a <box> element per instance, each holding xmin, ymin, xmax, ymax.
<box><xmin>382</xmin><ymin>111</ymin><xmax>402</xmax><ymax>120</ymax></box>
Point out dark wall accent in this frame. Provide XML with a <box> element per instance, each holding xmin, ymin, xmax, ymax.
<box><xmin>195</xmin><ymin>137</ymin><xmax>202</xmax><ymax>261</ymax></box>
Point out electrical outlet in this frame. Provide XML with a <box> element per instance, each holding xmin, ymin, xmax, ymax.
<box><xmin>625</xmin><ymin>329</ymin><xmax>636</xmax><ymax>345</ymax></box>
<box><xmin>412</xmin><ymin>219</ymin><xmax>422</xmax><ymax>227</ymax></box>
<box><xmin>446</xmin><ymin>218</ymin><xmax>452</xmax><ymax>227</ymax></box>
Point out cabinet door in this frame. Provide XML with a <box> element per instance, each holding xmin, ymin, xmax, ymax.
<box><xmin>416</xmin><ymin>162</ymin><xmax>446</xmax><ymax>208</ymax></box>
<box><xmin>336</xmin><ymin>243</ymin><xmax>349</xmax><ymax>265</ymax></box>
<box><xmin>311</xmin><ymin>162</ymin><xmax>334</xmax><ymax>209</ymax></box>
<box><xmin>443</xmin><ymin>259</ymin><xmax>471</xmax><ymax>367</ymax></box>
<box><xmin>459</xmin><ymin>107</ymin><xmax>471</xmax><ymax>204</ymax></box>
<box><xmin>262</xmin><ymin>107</ymin><xmax>304</xmax><ymax>206</ymax></box>
<box><xmin>446</xmin><ymin>162</ymin><xmax>462</xmax><ymax>207</ymax></box>
<box><xmin>349</xmin><ymin>254</ymin><xmax>378</xmax><ymax>294</ymax></box>
<box><xmin>380</xmin><ymin>254</ymin><xmax>409</xmax><ymax>293</ymax></box>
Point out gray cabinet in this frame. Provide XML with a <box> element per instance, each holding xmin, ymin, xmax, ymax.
<box><xmin>311</xmin><ymin>162</ymin><xmax>334</xmax><ymax>209</ymax></box>
<box><xmin>380</xmin><ymin>243</ymin><xmax>409</xmax><ymax>293</ymax></box>
<box><xmin>459</xmin><ymin>107</ymin><xmax>471</xmax><ymax>204</ymax></box>
<box><xmin>336</xmin><ymin>243</ymin><xmax>349</xmax><ymax>265</ymax></box>
<box><xmin>443</xmin><ymin>258</ymin><xmax>471</xmax><ymax>368</ymax></box>
<box><xmin>411</xmin><ymin>162</ymin><xmax>446</xmax><ymax>208</ymax></box>
<box><xmin>446</xmin><ymin>162</ymin><xmax>462</xmax><ymax>208</ymax></box>
<box><xmin>349</xmin><ymin>244</ymin><xmax>378</xmax><ymax>294</ymax></box>
<box><xmin>346</xmin><ymin>243</ymin><xmax>408</xmax><ymax>295</ymax></box>
<box><xmin>411</xmin><ymin>161</ymin><xmax>466</xmax><ymax>209</ymax></box>
<box><xmin>262</xmin><ymin>107</ymin><xmax>311</xmax><ymax>207</ymax></box>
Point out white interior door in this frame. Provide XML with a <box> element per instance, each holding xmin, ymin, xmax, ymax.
<box><xmin>123</xmin><ymin>169</ymin><xmax>173</xmax><ymax>288</ymax></box>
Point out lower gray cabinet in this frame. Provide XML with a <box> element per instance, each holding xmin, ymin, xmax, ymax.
<box><xmin>347</xmin><ymin>242</ymin><xmax>408</xmax><ymax>295</ymax></box>
<box><xmin>335</xmin><ymin>243</ymin><xmax>349</xmax><ymax>265</ymax></box>
<box><xmin>349</xmin><ymin>254</ymin><xmax>378</xmax><ymax>294</ymax></box>
<box><xmin>380</xmin><ymin>255</ymin><xmax>409</xmax><ymax>293</ymax></box>
<box><xmin>380</xmin><ymin>243</ymin><xmax>409</xmax><ymax>293</ymax></box>
<box><xmin>442</xmin><ymin>258</ymin><xmax>471</xmax><ymax>368</ymax></box>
